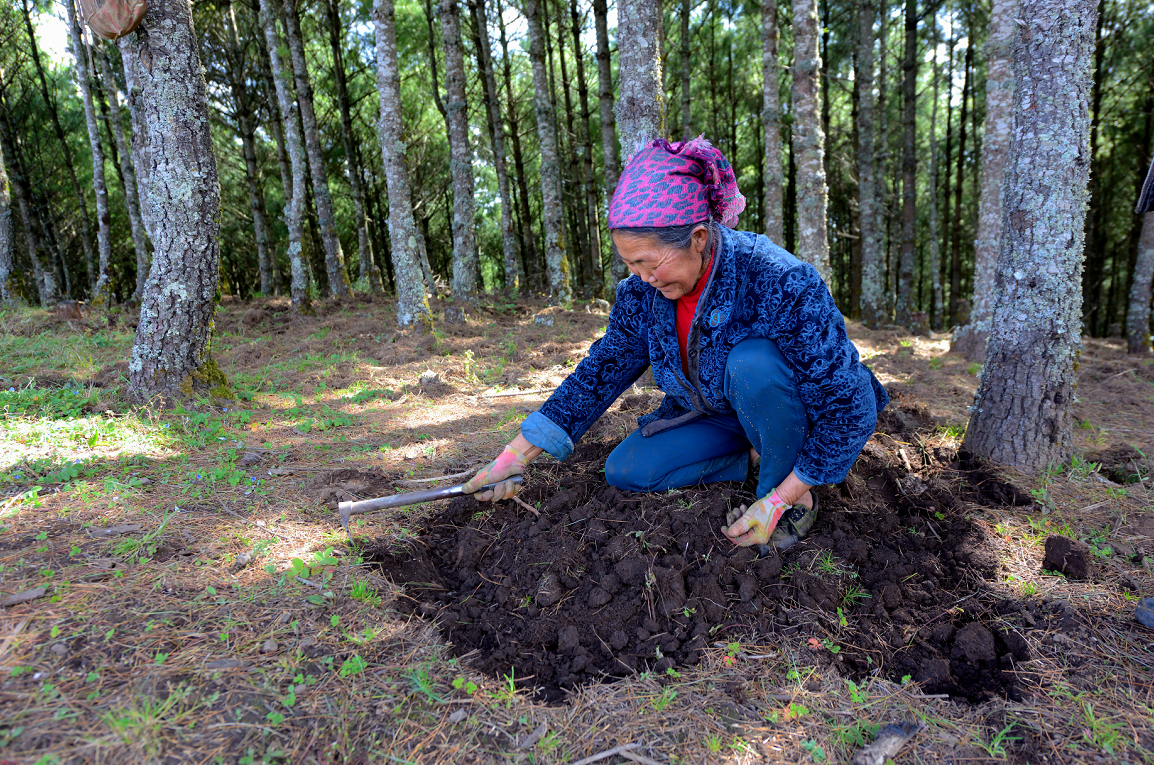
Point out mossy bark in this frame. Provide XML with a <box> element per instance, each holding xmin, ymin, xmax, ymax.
<box><xmin>614</xmin><ymin>0</ymin><xmax>665</xmax><ymax>159</ymax></box>
<box><xmin>791</xmin><ymin>0</ymin><xmax>832</xmax><ymax>284</ymax></box>
<box><xmin>119</xmin><ymin>0</ymin><xmax>225</xmax><ymax>403</ymax></box>
<box><xmin>592</xmin><ymin>0</ymin><xmax>624</xmax><ymax>288</ymax></box>
<box><xmin>373</xmin><ymin>0</ymin><xmax>433</xmax><ymax>329</ymax></box>
<box><xmin>963</xmin><ymin>0</ymin><xmax>1099</xmax><ymax>471</ymax></box>
<box><xmin>857</xmin><ymin>0</ymin><xmax>884</xmax><ymax>327</ymax></box>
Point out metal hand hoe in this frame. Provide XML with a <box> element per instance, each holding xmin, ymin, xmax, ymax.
<box><xmin>337</xmin><ymin>475</ymin><xmax>523</xmax><ymax>537</ymax></box>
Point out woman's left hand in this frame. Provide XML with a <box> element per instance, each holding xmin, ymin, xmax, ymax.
<box><xmin>722</xmin><ymin>490</ymin><xmax>790</xmax><ymax>546</ymax></box>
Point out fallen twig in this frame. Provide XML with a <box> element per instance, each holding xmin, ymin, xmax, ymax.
<box><xmin>619</xmin><ymin>750</ymin><xmax>664</xmax><ymax>765</ymax></box>
<box><xmin>571</xmin><ymin>743</ymin><xmax>641</xmax><ymax>765</ymax></box>
<box><xmin>511</xmin><ymin>496</ymin><xmax>540</xmax><ymax>517</ymax></box>
<box><xmin>215</xmin><ymin>497</ymin><xmax>288</xmax><ymax>541</ymax></box>
<box><xmin>480</xmin><ymin>388</ymin><xmax>551</xmax><ymax>398</ymax></box>
<box><xmin>1</xmin><ymin>587</ymin><xmax>47</xmax><ymax>608</ymax></box>
<box><xmin>516</xmin><ymin>722</ymin><xmax>548</xmax><ymax>749</ymax></box>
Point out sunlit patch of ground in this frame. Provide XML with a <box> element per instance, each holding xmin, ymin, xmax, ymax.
<box><xmin>0</xmin><ymin>297</ymin><xmax>1151</xmax><ymax>763</ymax></box>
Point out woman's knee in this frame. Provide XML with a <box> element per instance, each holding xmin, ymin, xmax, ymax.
<box><xmin>604</xmin><ymin>439</ymin><xmax>648</xmax><ymax>491</ymax></box>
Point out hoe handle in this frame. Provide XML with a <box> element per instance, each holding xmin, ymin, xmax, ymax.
<box><xmin>338</xmin><ymin>475</ymin><xmax>523</xmax><ymax>533</ymax></box>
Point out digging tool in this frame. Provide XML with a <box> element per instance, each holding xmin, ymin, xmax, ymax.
<box><xmin>337</xmin><ymin>476</ymin><xmax>523</xmax><ymax>536</ymax></box>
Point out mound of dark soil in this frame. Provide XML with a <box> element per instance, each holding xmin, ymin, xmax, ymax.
<box><xmin>369</xmin><ymin>407</ymin><xmax>1034</xmax><ymax>703</ymax></box>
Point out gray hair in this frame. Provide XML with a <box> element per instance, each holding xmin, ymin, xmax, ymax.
<box><xmin>609</xmin><ymin>219</ymin><xmax>719</xmax><ymax>261</ymax></box>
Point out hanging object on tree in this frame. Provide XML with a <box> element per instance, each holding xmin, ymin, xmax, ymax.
<box><xmin>78</xmin><ymin>0</ymin><xmax>147</xmax><ymax>40</ymax></box>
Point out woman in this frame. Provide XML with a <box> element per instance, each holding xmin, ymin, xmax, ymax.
<box><xmin>464</xmin><ymin>138</ymin><xmax>887</xmax><ymax>549</ymax></box>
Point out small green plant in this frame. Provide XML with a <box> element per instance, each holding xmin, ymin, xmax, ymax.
<box><xmin>977</xmin><ymin>723</ymin><xmax>1021</xmax><ymax>758</ymax></box>
<box><xmin>451</xmin><ymin>677</ymin><xmax>478</xmax><ymax>695</ymax></box>
<box><xmin>491</xmin><ymin>668</ymin><xmax>519</xmax><ymax>708</ymax></box>
<box><xmin>841</xmin><ymin>585</ymin><xmax>871</xmax><ymax>608</ymax></box>
<box><xmin>821</xmin><ymin>638</ymin><xmax>841</xmax><ymax>655</ymax></box>
<box><xmin>651</xmin><ymin>686</ymin><xmax>677</xmax><ymax>712</ymax></box>
<box><xmin>1081</xmin><ymin>702</ymin><xmax>1125</xmax><ymax>755</ymax></box>
<box><xmin>801</xmin><ymin>739</ymin><xmax>827</xmax><ymax>761</ymax></box>
<box><xmin>705</xmin><ymin>734</ymin><xmax>723</xmax><ymax>754</ymax></box>
<box><xmin>350</xmin><ymin>581</ymin><xmax>381</xmax><ymax>605</ymax></box>
<box><xmin>844</xmin><ymin>679</ymin><xmax>866</xmax><ymax>703</ymax></box>
<box><xmin>339</xmin><ymin>654</ymin><xmax>367</xmax><ymax>678</ymax></box>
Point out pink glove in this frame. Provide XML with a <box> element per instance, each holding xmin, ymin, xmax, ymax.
<box><xmin>722</xmin><ymin>490</ymin><xmax>789</xmax><ymax>547</ymax></box>
<box><xmin>462</xmin><ymin>443</ymin><xmax>530</xmax><ymax>501</ymax></box>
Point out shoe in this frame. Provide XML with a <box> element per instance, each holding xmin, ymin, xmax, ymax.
<box><xmin>765</xmin><ymin>494</ymin><xmax>818</xmax><ymax>552</ymax></box>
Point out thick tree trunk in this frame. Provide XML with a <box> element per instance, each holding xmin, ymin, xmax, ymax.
<box><xmin>374</xmin><ymin>0</ymin><xmax>434</xmax><ymax>328</ymax></box>
<box><xmin>593</xmin><ymin>0</ymin><xmax>624</xmax><ymax>286</ymax></box>
<box><xmin>949</xmin><ymin>30</ymin><xmax>973</xmax><ymax>326</ymax></box>
<box><xmin>65</xmin><ymin>0</ymin><xmax>112</xmax><ymax>302</ymax></box>
<box><xmin>0</xmin><ymin>118</ymin><xmax>12</xmax><ymax>303</ymax></box>
<box><xmin>22</xmin><ymin>0</ymin><xmax>96</xmax><ymax>294</ymax></box>
<box><xmin>259</xmin><ymin>0</ymin><xmax>311</xmax><ymax>312</ymax></box>
<box><xmin>222</xmin><ymin>2</ymin><xmax>275</xmax><ymax>298</ymax></box>
<box><xmin>526</xmin><ymin>0</ymin><xmax>571</xmax><ymax>303</ymax></box>
<box><xmin>282</xmin><ymin>0</ymin><xmax>352</xmax><ymax>297</ymax></box>
<box><xmin>615</xmin><ymin>0</ymin><xmax>665</xmax><ymax>160</ymax></box>
<box><xmin>96</xmin><ymin>48</ymin><xmax>151</xmax><ymax>302</ymax></box>
<box><xmin>439</xmin><ymin>0</ymin><xmax>478</xmax><ymax>319</ymax></box>
<box><xmin>679</xmin><ymin>0</ymin><xmax>692</xmax><ymax>141</ymax></box>
<box><xmin>963</xmin><ymin>0</ymin><xmax>1098</xmax><ymax>471</ymax></box>
<box><xmin>472</xmin><ymin>0</ymin><xmax>522</xmax><ymax>295</ymax></box>
<box><xmin>1128</xmin><ymin>213</ymin><xmax>1154</xmax><ymax>353</ymax></box>
<box><xmin>896</xmin><ymin>0</ymin><xmax>918</xmax><ymax>326</ymax></box>
<box><xmin>498</xmin><ymin>4</ymin><xmax>540</xmax><ymax>289</ymax></box>
<box><xmin>952</xmin><ymin>0</ymin><xmax>1017</xmax><ymax>358</ymax></box>
<box><xmin>0</xmin><ymin>75</ymin><xmax>58</xmax><ymax>304</ymax></box>
<box><xmin>326</xmin><ymin>0</ymin><xmax>384</xmax><ymax>293</ymax></box>
<box><xmin>1082</xmin><ymin>0</ymin><xmax>1107</xmax><ymax>335</ymax></box>
<box><xmin>762</xmin><ymin>0</ymin><xmax>783</xmax><ymax>243</ymax></box>
<box><xmin>791</xmin><ymin>0</ymin><xmax>832</xmax><ymax>283</ymax></box>
<box><xmin>119</xmin><ymin>0</ymin><xmax>224</xmax><ymax>402</ymax></box>
<box><xmin>857</xmin><ymin>0</ymin><xmax>884</xmax><ymax>327</ymax></box>
<box><xmin>571</xmin><ymin>0</ymin><xmax>603</xmax><ymax>295</ymax></box>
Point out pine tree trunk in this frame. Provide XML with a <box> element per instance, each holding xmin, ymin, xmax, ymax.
<box><xmin>326</xmin><ymin>0</ymin><xmax>384</xmax><ymax>294</ymax></box>
<box><xmin>526</xmin><ymin>0</ymin><xmax>571</xmax><ymax>303</ymax></box>
<box><xmin>927</xmin><ymin>31</ymin><xmax>943</xmax><ymax>330</ymax></box>
<box><xmin>949</xmin><ymin>31</ymin><xmax>973</xmax><ymax>326</ymax></box>
<box><xmin>374</xmin><ymin>0</ymin><xmax>434</xmax><ymax>328</ymax></box>
<box><xmin>119</xmin><ymin>0</ymin><xmax>225</xmax><ymax>402</ymax></box>
<box><xmin>963</xmin><ymin>0</ymin><xmax>1099</xmax><ymax>471</ymax></box>
<box><xmin>857</xmin><ymin>0</ymin><xmax>884</xmax><ymax>327</ymax></box>
<box><xmin>762</xmin><ymin>0</ymin><xmax>783</xmax><ymax>243</ymax></box>
<box><xmin>679</xmin><ymin>0</ymin><xmax>692</xmax><ymax>141</ymax></box>
<box><xmin>951</xmin><ymin>0</ymin><xmax>1016</xmax><ymax>357</ymax></box>
<box><xmin>65</xmin><ymin>0</ymin><xmax>112</xmax><ymax>303</ymax></box>
<box><xmin>792</xmin><ymin>0</ymin><xmax>832</xmax><ymax>283</ymax></box>
<box><xmin>896</xmin><ymin>0</ymin><xmax>918</xmax><ymax>326</ymax></box>
<box><xmin>615</xmin><ymin>0</ymin><xmax>665</xmax><ymax>158</ymax></box>
<box><xmin>221</xmin><ymin>2</ymin><xmax>275</xmax><ymax>298</ymax></box>
<box><xmin>556</xmin><ymin>0</ymin><xmax>592</xmax><ymax>296</ymax></box>
<box><xmin>0</xmin><ymin>76</ymin><xmax>58</xmax><ymax>304</ymax></box>
<box><xmin>592</xmin><ymin>0</ymin><xmax>624</xmax><ymax>286</ymax></box>
<box><xmin>1082</xmin><ymin>0</ymin><xmax>1107</xmax><ymax>336</ymax></box>
<box><xmin>282</xmin><ymin>0</ymin><xmax>352</xmax><ymax>297</ymax></box>
<box><xmin>438</xmin><ymin>0</ymin><xmax>478</xmax><ymax>319</ymax></box>
<box><xmin>253</xmin><ymin>12</ymin><xmax>294</xmax><ymax>235</ymax></box>
<box><xmin>472</xmin><ymin>0</ymin><xmax>522</xmax><ymax>295</ymax></box>
<box><xmin>0</xmin><ymin>122</ymin><xmax>12</xmax><ymax>303</ymax></box>
<box><xmin>259</xmin><ymin>0</ymin><xmax>311</xmax><ymax>312</ymax></box>
<box><xmin>21</xmin><ymin>0</ymin><xmax>96</xmax><ymax>294</ymax></box>
<box><xmin>96</xmin><ymin>48</ymin><xmax>151</xmax><ymax>302</ymax></box>
<box><xmin>1128</xmin><ymin>213</ymin><xmax>1154</xmax><ymax>353</ymax></box>
<box><xmin>498</xmin><ymin>4</ymin><xmax>541</xmax><ymax>289</ymax></box>
<box><xmin>571</xmin><ymin>0</ymin><xmax>603</xmax><ymax>296</ymax></box>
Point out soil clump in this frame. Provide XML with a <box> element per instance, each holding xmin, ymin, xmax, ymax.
<box><xmin>369</xmin><ymin>405</ymin><xmax>1037</xmax><ymax>703</ymax></box>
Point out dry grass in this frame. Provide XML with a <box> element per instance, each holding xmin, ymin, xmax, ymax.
<box><xmin>1</xmin><ymin>296</ymin><xmax>1152</xmax><ymax>764</ymax></box>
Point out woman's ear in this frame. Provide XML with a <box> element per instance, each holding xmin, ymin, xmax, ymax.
<box><xmin>692</xmin><ymin>225</ymin><xmax>710</xmax><ymax>254</ymax></box>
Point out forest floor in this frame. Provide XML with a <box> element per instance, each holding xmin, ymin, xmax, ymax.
<box><xmin>0</xmin><ymin>293</ymin><xmax>1152</xmax><ymax>764</ymax></box>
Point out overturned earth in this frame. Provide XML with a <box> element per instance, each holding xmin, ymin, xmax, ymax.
<box><xmin>361</xmin><ymin>405</ymin><xmax>1044</xmax><ymax>703</ymax></box>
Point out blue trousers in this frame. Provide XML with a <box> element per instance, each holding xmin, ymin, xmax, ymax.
<box><xmin>604</xmin><ymin>338</ymin><xmax>809</xmax><ymax>498</ymax></box>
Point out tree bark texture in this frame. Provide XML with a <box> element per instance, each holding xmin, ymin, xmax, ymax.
<box><xmin>326</xmin><ymin>0</ymin><xmax>384</xmax><ymax>293</ymax></box>
<box><xmin>0</xmin><ymin>124</ymin><xmax>12</xmax><ymax>303</ymax></box>
<box><xmin>472</xmin><ymin>0</ymin><xmax>522</xmax><ymax>295</ymax></box>
<box><xmin>97</xmin><ymin>48</ymin><xmax>151</xmax><ymax>302</ymax></box>
<box><xmin>1128</xmin><ymin>212</ymin><xmax>1154</xmax><ymax>353</ymax></box>
<box><xmin>65</xmin><ymin>0</ymin><xmax>112</xmax><ymax>302</ymax></box>
<box><xmin>949</xmin><ymin>31</ymin><xmax>973</xmax><ymax>326</ymax></box>
<box><xmin>22</xmin><ymin>0</ymin><xmax>96</xmax><ymax>293</ymax></box>
<box><xmin>119</xmin><ymin>0</ymin><xmax>224</xmax><ymax>402</ymax></box>
<box><xmin>252</xmin><ymin>12</ymin><xmax>294</xmax><ymax>225</ymax></box>
<box><xmin>222</xmin><ymin>1</ymin><xmax>275</xmax><ymax>297</ymax></box>
<box><xmin>571</xmin><ymin>0</ymin><xmax>603</xmax><ymax>296</ymax></box>
<box><xmin>762</xmin><ymin>0</ymin><xmax>783</xmax><ymax>244</ymax></box>
<box><xmin>792</xmin><ymin>0</ymin><xmax>832</xmax><ymax>283</ymax></box>
<box><xmin>679</xmin><ymin>0</ymin><xmax>692</xmax><ymax>141</ymax></box>
<box><xmin>896</xmin><ymin>0</ymin><xmax>918</xmax><ymax>326</ymax></box>
<box><xmin>615</xmin><ymin>0</ymin><xmax>665</xmax><ymax>161</ymax></box>
<box><xmin>963</xmin><ymin>0</ymin><xmax>1099</xmax><ymax>471</ymax></box>
<box><xmin>282</xmin><ymin>0</ymin><xmax>351</xmax><ymax>297</ymax></box>
<box><xmin>374</xmin><ymin>0</ymin><xmax>434</xmax><ymax>328</ymax></box>
<box><xmin>857</xmin><ymin>0</ymin><xmax>884</xmax><ymax>327</ymax></box>
<box><xmin>593</xmin><ymin>0</ymin><xmax>624</xmax><ymax>286</ymax></box>
<box><xmin>259</xmin><ymin>0</ymin><xmax>311</xmax><ymax>311</ymax></box>
<box><xmin>952</xmin><ymin>0</ymin><xmax>1017</xmax><ymax>358</ymax></box>
<box><xmin>526</xmin><ymin>0</ymin><xmax>571</xmax><ymax>303</ymax></box>
<box><xmin>498</xmin><ymin>4</ymin><xmax>540</xmax><ymax>288</ymax></box>
<box><xmin>440</xmin><ymin>0</ymin><xmax>478</xmax><ymax>318</ymax></box>
<box><xmin>927</xmin><ymin>36</ymin><xmax>944</xmax><ymax>329</ymax></box>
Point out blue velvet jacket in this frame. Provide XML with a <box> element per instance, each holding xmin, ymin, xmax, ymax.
<box><xmin>522</xmin><ymin>226</ymin><xmax>888</xmax><ymax>486</ymax></box>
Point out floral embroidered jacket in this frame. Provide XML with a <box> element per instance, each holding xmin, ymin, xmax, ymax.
<box><xmin>521</xmin><ymin>226</ymin><xmax>888</xmax><ymax>487</ymax></box>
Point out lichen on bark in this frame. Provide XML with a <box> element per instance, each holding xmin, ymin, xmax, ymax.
<box><xmin>1127</xmin><ymin>213</ymin><xmax>1154</xmax><ymax>354</ymax></box>
<box><xmin>790</xmin><ymin>0</ymin><xmax>832</xmax><ymax>284</ymax></box>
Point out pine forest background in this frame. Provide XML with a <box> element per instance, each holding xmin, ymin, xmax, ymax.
<box><xmin>1</xmin><ymin>0</ymin><xmax>1151</xmax><ymax>340</ymax></box>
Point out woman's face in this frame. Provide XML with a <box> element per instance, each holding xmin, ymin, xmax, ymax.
<box><xmin>612</xmin><ymin>227</ymin><xmax>710</xmax><ymax>300</ymax></box>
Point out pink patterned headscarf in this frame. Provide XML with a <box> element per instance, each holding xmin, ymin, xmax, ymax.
<box><xmin>607</xmin><ymin>136</ymin><xmax>746</xmax><ymax>229</ymax></box>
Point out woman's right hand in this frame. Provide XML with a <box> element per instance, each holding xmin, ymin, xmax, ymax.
<box><xmin>462</xmin><ymin>440</ymin><xmax>534</xmax><ymax>501</ymax></box>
